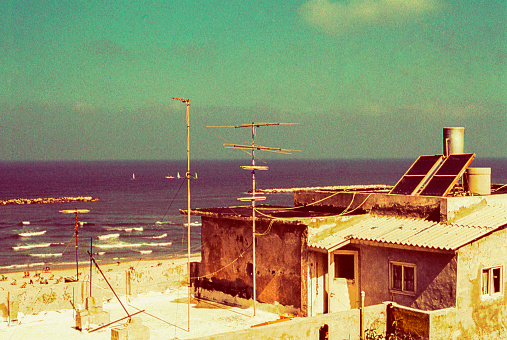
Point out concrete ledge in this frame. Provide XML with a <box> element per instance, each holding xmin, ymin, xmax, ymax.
<box><xmin>111</xmin><ymin>317</ymin><xmax>150</xmax><ymax>340</ymax></box>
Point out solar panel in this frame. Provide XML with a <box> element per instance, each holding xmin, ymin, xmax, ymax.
<box><xmin>419</xmin><ymin>153</ymin><xmax>475</xmax><ymax>197</ymax></box>
<box><xmin>390</xmin><ymin>155</ymin><xmax>444</xmax><ymax>195</ymax></box>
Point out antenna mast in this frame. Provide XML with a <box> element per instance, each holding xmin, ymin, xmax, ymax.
<box><xmin>208</xmin><ymin>122</ymin><xmax>299</xmax><ymax>316</ymax></box>
<box><xmin>172</xmin><ymin>97</ymin><xmax>191</xmax><ymax>331</ymax></box>
<box><xmin>59</xmin><ymin>208</ymin><xmax>90</xmax><ymax>281</ymax></box>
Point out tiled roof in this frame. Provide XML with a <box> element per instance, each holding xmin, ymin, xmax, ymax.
<box><xmin>308</xmin><ymin>204</ymin><xmax>507</xmax><ymax>251</ymax></box>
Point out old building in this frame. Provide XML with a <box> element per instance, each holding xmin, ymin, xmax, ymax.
<box><xmin>185</xmin><ymin>129</ymin><xmax>507</xmax><ymax>338</ymax></box>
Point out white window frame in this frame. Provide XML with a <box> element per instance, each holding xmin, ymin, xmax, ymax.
<box><xmin>481</xmin><ymin>265</ymin><xmax>503</xmax><ymax>299</ymax></box>
<box><xmin>389</xmin><ymin>261</ymin><xmax>416</xmax><ymax>296</ymax></box>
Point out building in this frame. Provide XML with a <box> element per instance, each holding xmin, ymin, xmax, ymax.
<box><xmin>185</xmin><ymin>129</ymin><xmax>507</xmax><ymax>338</ymax></box>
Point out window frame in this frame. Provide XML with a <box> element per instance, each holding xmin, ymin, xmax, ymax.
<box><xmin>481</xmin><ymin>265</ymin><xmax>503</xmax><ymax>299</ymax></box>
<box><xmin>334</xmin><ymin>253</ymin><xmax>355</xmax><ymax>281</ymax></box>
<box><xmin>389</xmin><ymin>261</ymin><xmax>416</xmax><ymax>296</ymax></box>
<box><xmin>332</xmin><ymin>250</ymin><xmax>358</xmax><ymax>283</ymax></box>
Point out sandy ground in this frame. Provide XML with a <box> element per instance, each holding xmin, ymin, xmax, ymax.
<box><xmin>0</xmin><ymin>255</ymin><xmax>193</xmax><ymax>291</ymax></box>
<box><xmin>0</xmin><ymin>256</ymin><xmax>281</xmax><ymax>339</ymax></box>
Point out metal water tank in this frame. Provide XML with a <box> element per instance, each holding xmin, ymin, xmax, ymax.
<box><xmin>443</xmin><ymin>127</ymin><xmax>464</xmax><ymax>156</ymax></box>
<box><xmin>465</xmin><ymin>167</ymin><xmax>491</xmax><ymax>195</ymax></box>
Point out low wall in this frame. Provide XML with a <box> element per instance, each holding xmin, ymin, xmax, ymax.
<box><xmin>388</xmin><ymin>304</ymin><xmax>459</xmax><ymax>340</ymax></box>
<box><xmin>0</xmin><ymin>282</ymin><xmax>84</xmax><ymax>320</ymax></box>
<box><xmin>192</xmin><ymin>303</ymin><xmax>387</xmax><ymax>340</ymax></box>
<box><xmin>0</xmin><ymin>265</ymin><xmax>185</xmax><ymax>321</ymax></box>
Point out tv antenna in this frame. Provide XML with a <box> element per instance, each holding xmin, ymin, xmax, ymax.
<box><xmin>59</xmin><ymin>208</ymin><xmax>90</xmax><ymax>281</ymax></box>
<box><xmin>171</xmin><ymin>96</ymin><xmax>192</xmax><ymax>331</ymax></box>
<box><xmin>207</xmin><ymin>122</ymin><xmax>300</xmax><ymax>316</ymax></box>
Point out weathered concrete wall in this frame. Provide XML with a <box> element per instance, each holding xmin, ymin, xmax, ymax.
<box><xmin>195</xmin><ymin>216</ymin><xmax>307</xmax><ymax>314</ymax></box>
<box><xmin>0</xmin><ymin>264</ymin><xmax>185</xmax><ymax>320</ymax></box>
<box><xmin>387</xmin><ymin>304</ymin><xmax>458</xmax><ymax>340</ymax></box>
<box><xmin>295</xmin><ymin>191</ymin><xmax>374</xmax><ymax>214</ymax></box>
<box><xmin>454</xmin><ymin>227</ymin><xmax>507</xmax><ymax>339</ymax></box>
<box><xmin>358</xmin><ymin>244</ymin><xmax>456</xmax><ymax>311</ymax></box>
<box><xmin>388</xmin><ymin>303</ymin><xmax>430</xmax><ymax>340</ymax></box>
<box><xmin>191</xmin><ymin>303</ymin><xmax>387</xmax><ymax>340</ymax></box>
<box><xmin>294</xmin><ymin>192</ymin><xmax>444</xmax><ymax>221</ymax></box>
<box><xmin>295</xmin><ymin>190</ymin><xmax>507</xmax><ymax>222</ymax></box>
<box><xmin>0</xmin><ymin>282</ymin><xmax>84</xmax><ymax>320</ymax></box>
<box><xmin>428</xmin><ymin>307</ymin><xmax>458</xmax><ymax>339</ymax></box>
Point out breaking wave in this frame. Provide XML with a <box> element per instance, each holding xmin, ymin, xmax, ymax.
<box><xmin>29</xmin><ymin>253</ymin><xmax>63</xmax><ymax>258</ymax></box>
<box><xmin>19</xmin><ymin>230</ymin><xmax>47</xmax><ymax>237</ymax></box>
<box><xmin>13</xmin><ymin>243</ymin><xmax>51</xmax><ymax>251</ymax></box>
<box><xmin>95</xmin><ymin>241</ymin><xmax>172</xmax><ymax>249</ymax></box>
<box><xmin>125</xmin><ymin>227</ymin><xmax>143</xmax><ymax>232</ymax></box>
<box><xmin>98</xmin><ymin>233</ymin><xmax>120</xmax><ymax>240</ymax></box>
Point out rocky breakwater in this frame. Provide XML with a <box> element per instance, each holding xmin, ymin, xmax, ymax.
<box><xmin>0</xmin><ymin>196</ymin><xmax>99</xmax><ymax>205</ymax></box>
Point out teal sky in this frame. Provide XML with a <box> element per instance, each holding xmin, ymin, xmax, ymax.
<box><xmin>1</xmin><ymin>0</ymin><xmax>505</xmax><ymax>161</ymax></box>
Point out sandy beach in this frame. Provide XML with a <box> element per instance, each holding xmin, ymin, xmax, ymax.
<box><xmin>0</xmin><ymin>255</ymin><xmax>194</xmax><ymax>294</ymax></box>
<box><xmin>0</xmin><ymin>254</ymin><xmax>281</xmax><ymax>339</ymax></box>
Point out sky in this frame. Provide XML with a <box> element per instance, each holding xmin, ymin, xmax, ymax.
<box><xmin>0</xmin><ymin>0</ymin><xmax>505</xmax><ymax>161</ymax></box>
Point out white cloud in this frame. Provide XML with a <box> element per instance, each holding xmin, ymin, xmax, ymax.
<box><xmin>299</xmin><ymin>0</ymin><xmax>443</xmax><ymax>35</ymax></box>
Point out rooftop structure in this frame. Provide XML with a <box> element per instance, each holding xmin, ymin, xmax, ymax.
<box><xmin>184</xmin><ymin>127</ymin><xmax>507</xmax><ymax>338</ymax></box>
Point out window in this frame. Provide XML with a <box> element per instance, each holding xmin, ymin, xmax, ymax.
<box><xmin>390</xmin><ymin>261</ymin><xmax>416</xmax><ymax>294</ymax></box>
<box><xmin>334</xmin><ymin>254</ymin><xmax>355</xmax><ymax>280</ymax></box>
<box><xmin>482</xmin><ymin>266</ymin><xmax>503</xmax><ymax>297</ymax></box>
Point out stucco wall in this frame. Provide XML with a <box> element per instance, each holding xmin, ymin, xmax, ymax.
<box><xmin>358</xmin><ymin>244</ymin><xmax>457</xmax><ymax>311</ymax></box>
<box><xmin>454</xmin><ymin>227</ymin><xmax>507</xmax><ymax>339</ymax></box>
<box><xmin>192</xmin><ymin>303</ymin><xmax>387</xmax><ymax>340</ymax></box>
<box><xmin>294</xmin><ymin>192</ymin><xmax>444</xmax><ymax>220</ymax></box>
<box><xmin>195</xmin><ymin>216</ymin><xmax>307</xmax><ymax>313</ymax></box>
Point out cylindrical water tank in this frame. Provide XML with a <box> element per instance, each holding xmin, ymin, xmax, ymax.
<box><xmin>443</xmin><ymin>127</ymin><xmax>464</xmax><ymax>156</ymax></box>
<box><xmin>465</xmin><ymin>167</ymin><xmax>491</xmax><ymax>195</ymax></box>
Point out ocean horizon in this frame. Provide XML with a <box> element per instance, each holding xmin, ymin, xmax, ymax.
<box><xmin>1</xmin><ymin>158</ymin><xmax>506</xmax><ymax>272</ymax></box>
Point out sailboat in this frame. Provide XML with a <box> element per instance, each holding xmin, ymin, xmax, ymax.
<box><xmin>131</xmin><ymin>173</ymin><xmax>135</xmax><ymax>181</ymax></box>
<box><xmin>177</xmin><ymin>172</ymin><xmax>181</xmax><ymax>179</ymax></box>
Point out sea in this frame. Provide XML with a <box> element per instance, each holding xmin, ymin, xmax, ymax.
<box><xmin>1</xmin><ymin>158</ymin><xmax>506</xmax><ymax>273</ymax></box>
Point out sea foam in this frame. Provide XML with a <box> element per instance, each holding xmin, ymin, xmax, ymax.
<box><xmin>13</xmin><ymin>243</ymin><xmax>51</xmax><ymax>251</ymax></box>
<box><xmin>19</xmin><ymin>230</ymin><xmax>47</xmax><ymax>237</ymax></box>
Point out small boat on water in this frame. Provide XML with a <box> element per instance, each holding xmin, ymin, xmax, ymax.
<box><xmin>166</xmin><ymin>172</ymin><xmax>183</xmax><ymax>179</ymax></box>
<box><xmin>131</xmin><ymin>173</ymin><xmax>135</xmax><ymax>180</ymax></box>
<box><xmin>22</xmin><ymin>221</ymin><xmax>30</xmax><ymax>225</ymax></box>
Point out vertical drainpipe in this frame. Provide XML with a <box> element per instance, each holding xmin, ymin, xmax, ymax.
<box><xmin>327</xmin><ymin>251</ymin><xmax>331</xmax><ymax>313</ymax></box>
<box><xmin>360</xmin><ymin>291</ymin><xmax>365</xmax><ymax>339</ymax></box>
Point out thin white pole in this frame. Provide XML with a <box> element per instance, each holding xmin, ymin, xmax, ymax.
<box><xmin>186</xmin><ymin>100</ymin><xmax>191</xmax><ymax>331</ymax></box>
<box><xmin>75</xmin><ymin>209</ymin><xmax>79</xmax><ymax>280</ymax></box>
<box><xmin>251</xmin><ymin>123</ymin><xmax>256</xmax><ymax>317</ymax></box>
<box><xmin>172</xmin><ymin>97</ymin><xmax>191</xmax><ymax>331</ymax></box>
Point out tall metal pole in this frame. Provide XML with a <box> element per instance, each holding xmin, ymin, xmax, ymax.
<box><xmin>172</xmin><ymin>97</ymin><xmax>191</xmax><ymax>331</ymax></box>
<box><xmin>207</xmin><ymin>121</ymin><xmax>300</xmax><ymax>318</ymax></box>
<box><xmin>75</xmin><ymin>209</ymin><xmax>79</xmax><ymax>280</ymax></box>
<box><xmin>90</xmin><ymin>237</ymin><xmax>93</xmax><ymax>297</ymax></box>
<box><xmin>60</xmin><ymin>208</ymin><xmax>90</xmax><ymax>281</ymax></box>
<box><xmin>185</xmin><ymin>99</ymin><xmax>191</xmax><ymax>332</ymax></box>
<box><xmin>251</xmin><ymin>124</ymin><xmax>257</xmax><ymax>316</ymax></box>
